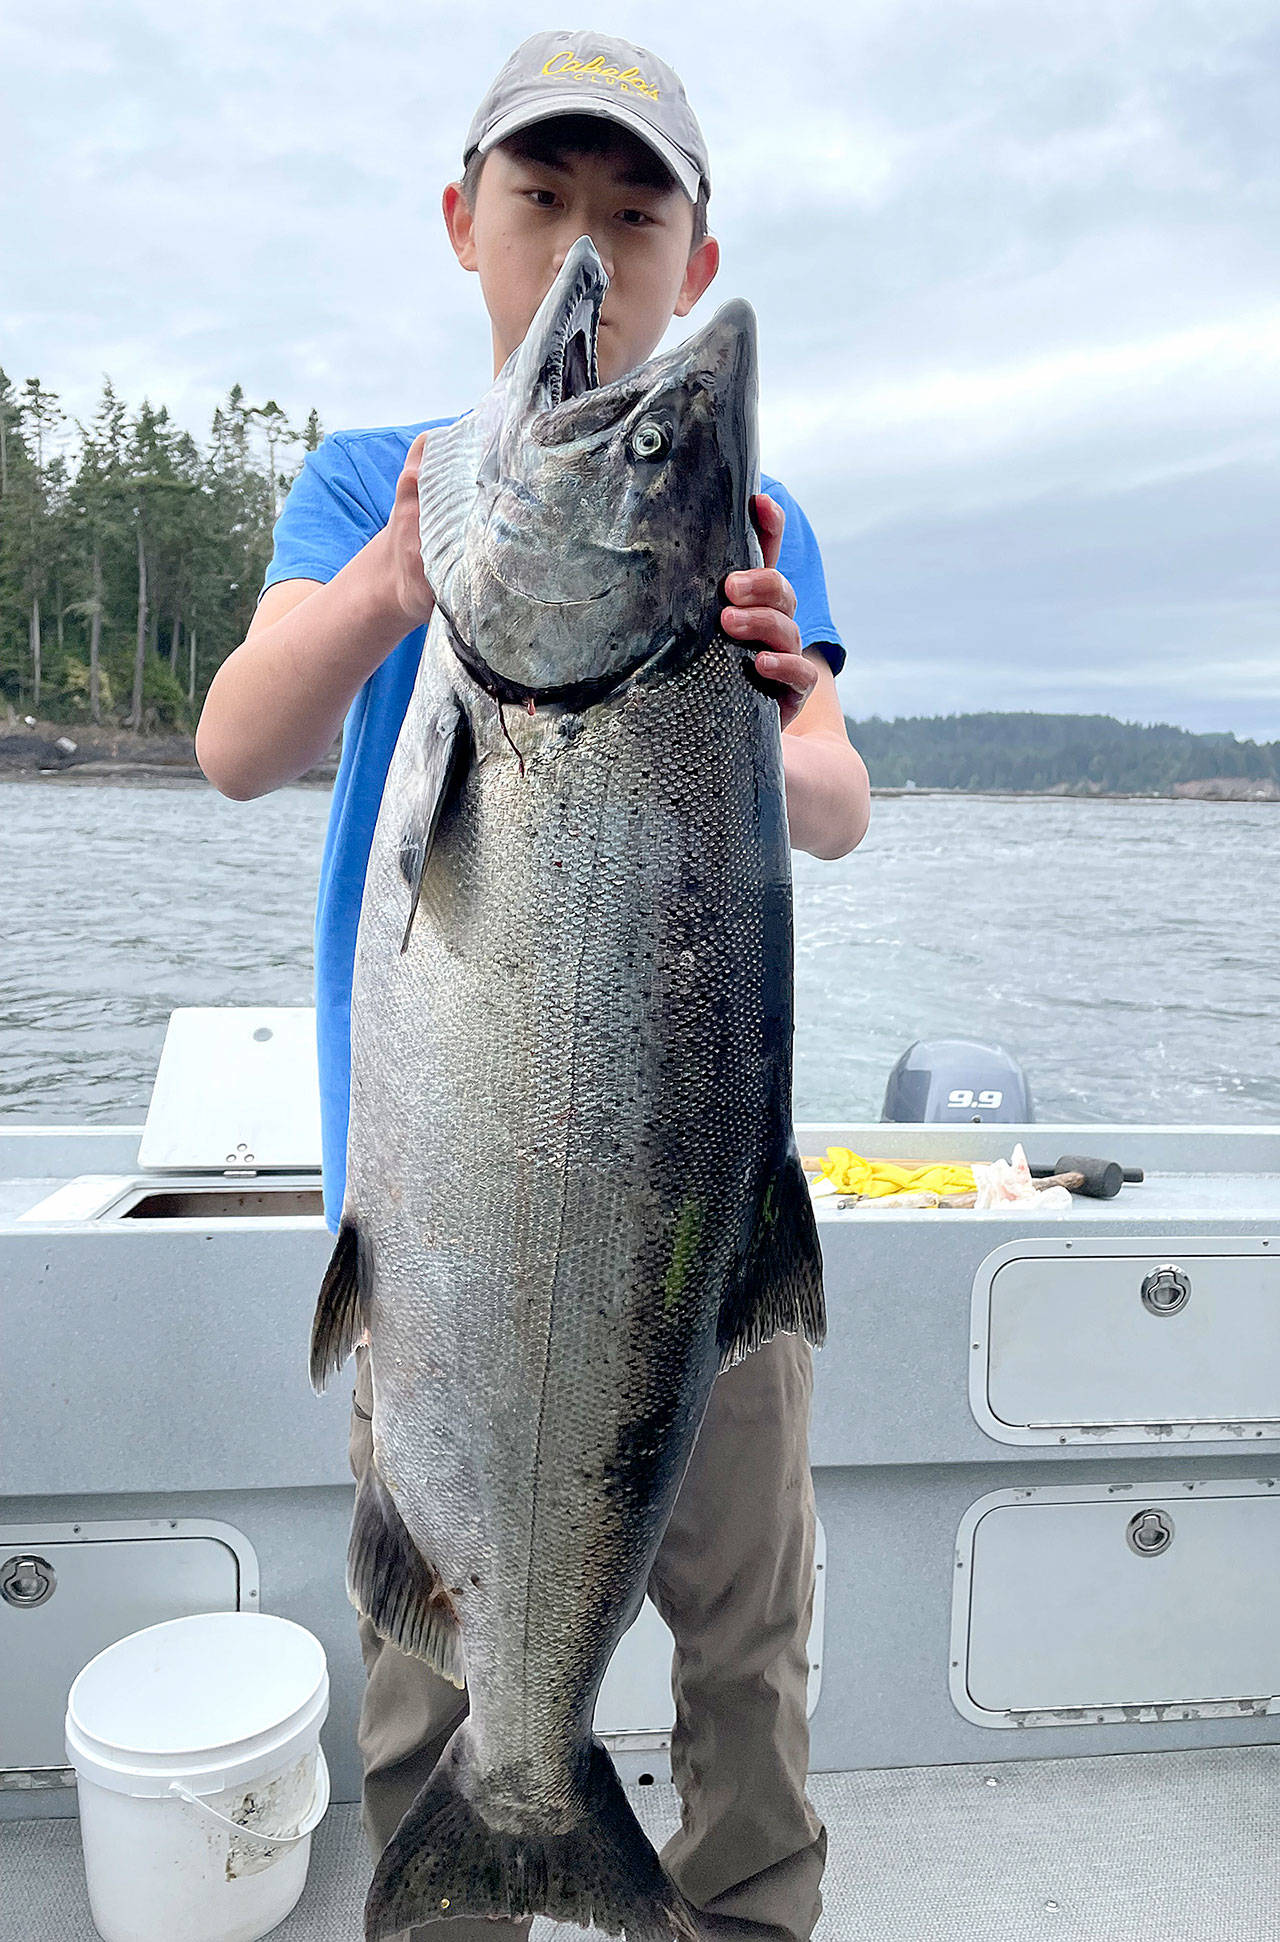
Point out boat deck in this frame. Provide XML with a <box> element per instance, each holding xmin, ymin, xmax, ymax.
<box><xmin>7</xmin><ymin>1744</ymin><xmax>1279</xmax><ymax>1942</ymax></box>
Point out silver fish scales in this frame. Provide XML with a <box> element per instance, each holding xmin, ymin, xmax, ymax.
<box><xmin>310</xmin><ymin>237</ymin><xmax>825</xmax><ymax>1941</ymax></box>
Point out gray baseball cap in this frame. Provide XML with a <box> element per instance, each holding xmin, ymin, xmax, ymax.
<box><xmin>463</xmin><ymin>29</ymin><xmax>710</xmax><ymax>204</ymax></box>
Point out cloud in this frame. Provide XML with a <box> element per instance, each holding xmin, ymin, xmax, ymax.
<box><xmin>2</xmin><ymin>0</ymin><xmax>1277</xmax><ymax>732</ymax></box>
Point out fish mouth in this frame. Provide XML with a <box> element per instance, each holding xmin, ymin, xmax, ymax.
<box><xmin>507</xmin><ymin>237</ymin><xmax>608</xmax><ymax>427</ymax></box>
<box><xmin>545</xmin><ymin>294</ymin><xmax>598</xmax><ymax>409</ymax></box>
<box><xmin>480</xmin><ymin>238</ymin><xmax>614</xmax><ymax>607</ymax></box>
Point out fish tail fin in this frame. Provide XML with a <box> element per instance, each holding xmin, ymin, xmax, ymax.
<box><xmin>364</xmin><ymin>1731</ymin><xmax>698</xmax><ymax>1942</ymax></box>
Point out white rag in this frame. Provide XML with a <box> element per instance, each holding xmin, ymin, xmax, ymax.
<box><xmin>971</xmin><ymin>1141</ymin><xmax>1073</xmax><ymax>1213</ymax></box>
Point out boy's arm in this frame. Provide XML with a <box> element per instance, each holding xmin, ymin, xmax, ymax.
<box><xmin>723</xmin><ymin>495</ymin><xmax>870</xmax><ymax>861</ymax></box>
<box><xmin>197</xmin><ymin>434</ymin><xmax>435</xmax><ymax>800</ymax></box>
<box><xmin>779</xmin><ymin>655</ymin><xmax>871</xmax><ymax>860</ymax></box>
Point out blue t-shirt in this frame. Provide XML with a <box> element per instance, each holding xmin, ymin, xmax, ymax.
<box><xmin>262</xmin><ymin>420</ymin><xmax>846</xmax><ymax>1231</ymax></box>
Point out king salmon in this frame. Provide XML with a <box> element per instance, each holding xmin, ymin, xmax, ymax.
<box><xmin>310</xmin><ymin>235</ymin><xmax>825</xmax><ymax>1941</ymax></box>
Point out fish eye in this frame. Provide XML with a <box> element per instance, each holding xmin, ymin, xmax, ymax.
<box><xmin>630</xmin><ymin>422</ymin><xmax>670</xmax><ymax>461</ymax></box>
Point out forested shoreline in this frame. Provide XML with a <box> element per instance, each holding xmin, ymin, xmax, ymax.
<box><xmin>4</xmin><ymin>370</ymin><xmax>1277</xmax><ymax>797</ymax></box>
<box><xmin>0</xmin><ymin>368</ymin><xmax>314</xmax><ymax>730</ymax></box>
<box><xmin>847</xmin><ymin>713</ymin><xmax>1280</xmax><ymax>796</ymax></box>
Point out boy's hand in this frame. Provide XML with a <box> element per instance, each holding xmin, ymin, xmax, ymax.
<box><xmin>721</xmin><ymin>493</ymin><xmax>817</xmax><ymax>730</ymax></box>
<box><xmin>382</xmin><ymin>432</ymin><xmax>437</xmax><ymax>630</ymax></box>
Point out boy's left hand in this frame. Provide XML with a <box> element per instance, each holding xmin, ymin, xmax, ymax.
<box><xmin>720</xmin><ymin>493</ymin><xmax>817</xmax><ymax>731</ymax></box>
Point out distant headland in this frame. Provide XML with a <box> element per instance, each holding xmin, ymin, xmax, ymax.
<box><xmin>843</xmin><ymin>712</ymin><xmax>1280</xmax><ymax>802</ymax></box>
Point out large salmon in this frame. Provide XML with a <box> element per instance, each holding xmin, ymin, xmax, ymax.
<box><xmin>310</xmin><ymin>236</ymin><xmax>824</xmax><ymax>1941</ymax></box>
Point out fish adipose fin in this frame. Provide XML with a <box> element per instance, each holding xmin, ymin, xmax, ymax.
<box><xmin>348</xmin><ymin>1459</ymin><xmax>466</xmax><ymax>1687</ymax></box>
<box><xmin>399</xmin><ymin>693</ymin><xmax>470</xmax><ymax>953</ymax></box>
<box><xmin>364</xmin><ymin>1731</ymin><xmax>698</xmax><ymax>1942</ymax></box>
<box><xmin>309</xmin><ymin>1218</ymin><xmax>368</xmax><ymax>1392</ymax></box>
<box><xmin>718</xmin><ymin>1144</ymin><xmax>826</xmax><ymax>1370</ymax></box>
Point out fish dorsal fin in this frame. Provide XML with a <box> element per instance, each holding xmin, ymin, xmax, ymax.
<box><xmin>415</xmin><ymin>391</ymin><xmax>504</xmax><ymax>620</ymax></box>
<box><xmin>718</xmin><ymin>1144</ymin><xmax>826</xmax><ymax>1370</ymax></box>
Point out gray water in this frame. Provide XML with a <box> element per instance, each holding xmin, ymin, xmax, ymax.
<box><xmin>4</xmin><ymin>779</ymin><xmax>1279</xmax><ymax>1126</ymax></box>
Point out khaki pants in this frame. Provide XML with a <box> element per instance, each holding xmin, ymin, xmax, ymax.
<box><xmin>348</xmin><ymin>1333</ymin><xmax>825</xmax><ymax>1942</ymax></box>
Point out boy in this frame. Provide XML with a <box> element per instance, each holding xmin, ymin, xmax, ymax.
<box><xmin>198</xmin><ymin>29</ymin><xmax>869</xmax><ymax>1941</ymax></box>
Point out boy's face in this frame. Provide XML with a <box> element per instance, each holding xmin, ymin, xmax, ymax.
<box><xmin>444</xmin><ymin>129</ymin><xmax>719</xmax><ymax>385</ymax></box>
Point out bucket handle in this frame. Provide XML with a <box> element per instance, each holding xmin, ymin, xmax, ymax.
<box><xmin>167</xmin><ymin>1746</ymin><xmax>330</xmax><ymax>1848</ymax></box>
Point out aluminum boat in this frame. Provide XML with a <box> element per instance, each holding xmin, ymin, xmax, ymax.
<box><xmin>4</xmin><ymin>1007</ymin><xmax>1280</xmax><ymax>1939</ymax></box>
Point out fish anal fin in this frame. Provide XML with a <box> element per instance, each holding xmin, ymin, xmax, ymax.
<box><xmin>718</xmin><ymin>1143</ymin><xmax>826</xmax><ymax>1371</ymax></box>
<box><xmin>399</xmin><ymin>693</ymin><xmax>470</xmax><ymax>952</ymax></box>
<box><xmin>349</xmin><ymin>1460</ymin><xmax>466</xmax><ymax>1688</ymax></box>
<box><xmin>309</xmin><ymin>1218</ymin><xmax>368</xmax><ymax>1394</ymax></box>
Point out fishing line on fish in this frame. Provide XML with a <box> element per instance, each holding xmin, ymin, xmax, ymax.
<box><xmin>495</xmin><ymin>699</ymin><xmax>526</xmax><ymax>778</ymax></box>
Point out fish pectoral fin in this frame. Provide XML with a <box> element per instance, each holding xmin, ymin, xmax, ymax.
<box><xmin>309</xmin><ymin>1218</ymin><xmax>368</xmax><ymax>1393</ymax></box>
<box><xmin>348</xmin><ymin>1460</ymin><xmax>466</xmax><ymax>1688</ymax></box>
<box><xmin>718</xmin><ymin>1143</ymin><xmax>827</xmax><ymax>1370</ymax></box>
<box><xmin>398</xmin><ymin>693</ymin><xmax>470</xmax><ymax>953</ymax></box>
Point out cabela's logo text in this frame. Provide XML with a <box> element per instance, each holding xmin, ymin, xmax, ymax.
<box><xmin>541</xmin><ymin>51</ymin><xmax>660</xmax><ymax>101</ymax></box>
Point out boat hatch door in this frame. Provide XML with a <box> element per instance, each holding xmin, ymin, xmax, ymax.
<box><xmin>971</xmin><ymin>1237</ymin><xmax>1280</xmax><ymax>1444</ymax></box>
<box><xmin>0</xmin><ymin>1519</ymin><xmax>259</xmax><ymax>1785</ymax></box>
<box><xmin>951</xmin><ymin>1480</ymin><xmax>1280</xmax><ymax>1728</ymax></box>
<box><xmin>138</xmin><ymin>1008</ymin><xmax>322</xmax><ymax>1175</ymax></box>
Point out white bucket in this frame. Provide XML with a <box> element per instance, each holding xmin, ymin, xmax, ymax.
<box><xmin>65</xmin><ymin>1612</ymin><xmax>330</xmax><ymax>1942</ymax></box>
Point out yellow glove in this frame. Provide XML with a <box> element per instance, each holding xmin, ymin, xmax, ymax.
<box><xmin>816</xmin><ymin>1147</ymin><xmax>976</xmax><ymax>1199</ymax></box>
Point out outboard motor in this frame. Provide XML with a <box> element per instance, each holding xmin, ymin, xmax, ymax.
<box><xmin>881</xmin><ymin>1038</ymin><xmax>1033</xmax><ymax>1124</ymax></box>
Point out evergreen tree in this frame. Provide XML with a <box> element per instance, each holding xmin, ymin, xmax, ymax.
<box><xmin>249</xmin><ymin>399</ymin><xmax>299</xmax><ymax>519</ymax></box>
<box><xmin>65</xmin><ymin>379</ymin><xmax>131</xmax><ymax>721</ymax></box>
<box><xmin>0</xmin><ymin>368</ymin><xmax>33</xmax><ymax>700</ymax></box>
<box><xmin>0</xmin><ymin>367</ymin><xmax>18</xmax><ymax>497</ymax></box>
<box><xmin>14</xmin><ymin>377</ymin><xmax>65</xmax><ymax>709</ymax></box>
<box><xmin>0</xmin><ymin>369</ymin><xmax>298</xmax><ymax>727</ymax></box>
<box><xmin>121</xmin><ymin>401</ymin><xmax>199</xmax><ymax>728</ymax></box>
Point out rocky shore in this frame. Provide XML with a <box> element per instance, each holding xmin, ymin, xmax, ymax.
<box><xmin>0</xmin><ymin>718</ymin><xmax>338</xmax><ymax>786</ymax></box>
<box><xmin>873</xmin><ymin>779</ymin><xmax>1280</xmax><ymax>802</ymax></box>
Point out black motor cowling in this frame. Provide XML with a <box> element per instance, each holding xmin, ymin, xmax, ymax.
<box><xmin>881</xmin><ymin>1038</ymin><xmax>1033</xmax><ymax>1123</ymax></box>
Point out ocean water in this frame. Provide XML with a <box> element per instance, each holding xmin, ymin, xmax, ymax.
<box><xmin>4</xmin><ymin>779</ymin><xmax>1279</xmax><ymax>1126</ymax></box>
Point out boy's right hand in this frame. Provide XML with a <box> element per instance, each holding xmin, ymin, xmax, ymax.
<box><xmin>198</xmin><ymin>430</ymin><xmax>440</xmax><ymax>801</ymax></box>
<box><xmin>380</xmin><ymin>432</ymin><xmax>437</xmax><ymax>630</ymax></box>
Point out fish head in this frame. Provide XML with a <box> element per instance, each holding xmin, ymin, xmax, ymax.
<box><xmin>420</xmin><ymin>237</ymin><xmax>761</xmax><ymax>707</ymax></box>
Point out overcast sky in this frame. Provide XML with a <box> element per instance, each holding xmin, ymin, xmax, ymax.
<box><xmin>4</xmin><ymin>0</ymin><xmax>1278</xmax><ymax>734</ymax></box>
